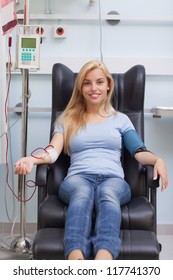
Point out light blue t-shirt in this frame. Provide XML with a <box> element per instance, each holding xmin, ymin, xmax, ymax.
<box><xmin>54</xmin><ymin>112</ymin><xmax>145</xmax><ymax>179</ymax></box>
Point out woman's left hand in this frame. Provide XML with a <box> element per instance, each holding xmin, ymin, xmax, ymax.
<box><xmin>153</xmin><ymin>158</ymin><xmax>168</xmax><ymax>191</ymax></box>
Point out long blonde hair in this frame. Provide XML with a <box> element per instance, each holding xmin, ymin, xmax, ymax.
<box><xmin>56</xmin><ymin>60</ymin><xmax>116</xmax><ymax>154</ymax></box>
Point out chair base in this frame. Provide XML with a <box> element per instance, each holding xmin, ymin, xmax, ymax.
<box><xmin>32</xmin><ymin>228</ymin><xmax>160</xmax><ymax>260</ymax></box>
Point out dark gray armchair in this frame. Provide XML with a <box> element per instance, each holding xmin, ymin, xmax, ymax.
<box><xmin>32</xmin><ymin>63</ymin><xmax>161</xmax><ymax>259</ymax></box>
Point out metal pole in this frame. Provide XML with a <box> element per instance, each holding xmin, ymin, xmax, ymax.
<box><xmin>10</xmin><ymin>0</ymin><xmax>32</xmax><ymax>254</ymax></box>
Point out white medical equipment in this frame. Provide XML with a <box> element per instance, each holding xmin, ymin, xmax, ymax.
<box><xmin>16</xmin><ymin>34</ymin><xmax>40</xmax><ymax>69</ymax></box>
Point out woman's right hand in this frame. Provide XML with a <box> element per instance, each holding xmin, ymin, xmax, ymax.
<box><xmin>15</xmin><ymin>156</ymin><xmax>34</xmax><ymax>175</ymax></box>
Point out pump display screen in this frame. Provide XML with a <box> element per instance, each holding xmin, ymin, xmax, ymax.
<box><xmin>21</xmin><ymin>38</ymin><xmax>36</xmax><ymax>49</ymax></box>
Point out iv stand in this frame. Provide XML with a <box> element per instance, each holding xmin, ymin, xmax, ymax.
<box><xmin>10</xmin><ymin>0</ymin><xmax>32</xmax><ymax>254</ymax></box>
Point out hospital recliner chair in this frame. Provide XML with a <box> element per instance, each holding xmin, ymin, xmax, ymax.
<box><xmin>32</xmin><ymin>63</ymin><xmax>161</xmax><ymax>259</ymax></box>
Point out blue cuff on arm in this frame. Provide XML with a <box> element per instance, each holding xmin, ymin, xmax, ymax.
<box><xmin>122</xmin><ymin>129</ymin><xmax>146</xmax><ymax>157</ymax></box>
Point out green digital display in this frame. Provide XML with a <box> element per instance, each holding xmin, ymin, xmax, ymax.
<box><xmin>21</xmin><ymin>38</ymin><xmax>36</xmax><ymax>48</ymax></box>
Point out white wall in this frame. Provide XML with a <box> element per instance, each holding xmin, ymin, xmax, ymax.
<box><xmin>0</xmin><ymin>0</ymin><xmax>173</xmax><ymax>225</ymax></box>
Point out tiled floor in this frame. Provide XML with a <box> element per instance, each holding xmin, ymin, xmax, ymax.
<box><xmin>0</xmin><ymin>233</ymin><xmax>173</xmax><ymax>260</ymax></box>
<box><xmin>158</xmin><ymin>234</ymin><xmax>173</xmax><ymax>260</ymax></box>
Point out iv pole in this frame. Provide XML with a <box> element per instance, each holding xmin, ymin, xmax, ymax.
<box><xmin>10</xmin><ymin>0</ymin><xmax>32</xmax><ymax>254</ymax></box>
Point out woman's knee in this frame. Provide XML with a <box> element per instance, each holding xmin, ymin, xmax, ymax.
<box><xmin>95</xmin><ymin>177</ymin><xmax>131</xmax><ymax>205</ymax></box>
<box><xmin>59</xmin><ymin>175</ymin><xmax>94</xmax><ymax>204</ymax></box>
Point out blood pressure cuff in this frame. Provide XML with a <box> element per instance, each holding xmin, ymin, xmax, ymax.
<box><xmin>122</xmin><ymin>129</ymin><xmax>147</xmax><ymax>157</ymax></box>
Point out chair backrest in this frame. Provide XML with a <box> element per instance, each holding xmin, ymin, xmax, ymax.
<box><xmin>49</xmin><ymin>63</ymin><xmax>146</xmax><ymax>197</ymax></box>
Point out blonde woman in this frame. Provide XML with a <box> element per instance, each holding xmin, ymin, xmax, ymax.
<box><xmin>15</xmin><ymin>60</ymin><xmax>168</xmax><ymax>260</ymax></box>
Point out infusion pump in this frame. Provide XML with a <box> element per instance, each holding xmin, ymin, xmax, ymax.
<box><xmin>16</xmin><ymin>34</ymin><xmax>40</xmax><ymax>69</ymax></box>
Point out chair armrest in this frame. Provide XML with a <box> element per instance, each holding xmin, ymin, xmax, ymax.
<box><xmin>35</xmin><ymin>164</ymin><xmax>49</xmax><ymax>187</ymax></box>
<box><xmin>145</xmin><ymin>165</ymin><xmax>160</xmax><ymax>233</ymax></box>
<box><xmin>35</xmin><ymin>164</ymin><xmax>50</xmax><ymax>211</ymax></box>
<box><xmin>145</xmin><ymin>165</ymin><xmax>160</xmax><ymax>188</ymax></box>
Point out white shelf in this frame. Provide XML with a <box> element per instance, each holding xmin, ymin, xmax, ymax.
<box><xmin>7</xmin><ymin>57</ymin><xmax>173</xmax><ymax>76</ymax></box>
<box><xmin>8</xmin><ymin>107</ymin><xmax>51</xmax><ymax>113</ymax></box>
<box><xmin>8</xmin><ymin>107</ymin><xmax>173</xmax><ymax>117</ymax></box>
<box><xmin>151</xmin><ymin>107</ymin><xmax>173</xmax><ymax>117</ymax></box>
<box><xmin>17</xmin><ymin>13</ymin><xmax>173</xmax><ymax>23</ymax></box>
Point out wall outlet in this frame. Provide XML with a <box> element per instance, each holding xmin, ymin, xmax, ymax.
<box><xmin>33</xmin><ymin>25</ymin><xmax>46</xmax><ymax>38</ymax></box>
<box><xmin>54</xmin><ymin>25</ymin><xmax>66</xmax><ymax>38</ymax></box>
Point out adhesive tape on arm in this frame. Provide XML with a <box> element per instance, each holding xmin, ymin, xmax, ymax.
<box><xmin>47</xmin><ymin>148</ymin><xmax>59</xmax><ymax>163</ymax></box>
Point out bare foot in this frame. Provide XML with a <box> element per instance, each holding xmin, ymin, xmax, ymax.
<box><xmin>68</xmin><ymin>249</ymin><xmax>84</xmax><ymax>260</ymax></box>
<box><xmin>95</xmin><ymin>249</ymin><xmax>113</xmax><ymax>260</ymax></box>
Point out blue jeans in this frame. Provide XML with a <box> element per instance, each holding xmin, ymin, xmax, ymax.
<box><xmin>59</xmin><ymin>173</ymin><xmax>131</xmax><ymax>259</ymax></box>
